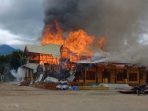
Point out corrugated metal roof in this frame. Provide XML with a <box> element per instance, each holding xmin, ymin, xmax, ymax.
<box><xmin>26</xmin><ymin>44</ymin><xmax>61</xmax><ymax>58</ymax></box>
<box><xmin>22</xmin><ymin>63</ymin><xmax>39</xmax><ymax>70</ymax></box>
<box><xmin>77</xmin><ymin>56</ymin><xmax>130</xmax><ymax>64</ymax></box>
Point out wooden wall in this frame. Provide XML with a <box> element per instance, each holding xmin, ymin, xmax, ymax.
<box><xmin>26</xmin><ymin>52</ymin><xmax>59</xmax><ymax>64</ymax></box>
<box><xmin>76</xmin><ymin>64</ymin><xmax>148</xmax><ymax>85</ymax></box>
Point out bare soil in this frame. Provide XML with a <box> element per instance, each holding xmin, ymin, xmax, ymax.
<box><xmin>0</xmin><ymin>83</ymin><xmax>148</xmax><ymax>111</ymax></box>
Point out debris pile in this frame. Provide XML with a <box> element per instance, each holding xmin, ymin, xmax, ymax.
<box><xmin>20</xmin><ymin>63</ymin><xmax>78</xmax><ymax>90</ymax></box>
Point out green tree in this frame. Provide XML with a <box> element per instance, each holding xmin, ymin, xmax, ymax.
<box><xmin>9</xmin><ymin>50</ymin><xmax>26</xmax><ymax>70</ymax></box>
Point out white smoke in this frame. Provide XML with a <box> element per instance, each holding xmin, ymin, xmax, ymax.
<box><xmin>10</xmin><ymin>67</ymin><xmax>26</xmax><ymax>82</ymax></box>
<box><xmin>122</xmin><ymin>44</ymin><xmax>148</xmax><ymax>66</ymax></box>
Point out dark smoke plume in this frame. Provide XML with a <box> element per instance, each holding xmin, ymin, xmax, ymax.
<box><xmin>44</xmin><ymin>0</ymin><xmax>148</xmax><ymax>66</ymax></box>
<box><xmin>44</xmin><ymin>0</ymin><xmax>80</xmax><ymax>30</ymax></box>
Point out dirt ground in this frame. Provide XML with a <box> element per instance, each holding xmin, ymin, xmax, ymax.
<box><xmin>0</xmin><ymin>83</ymin><xmax>148</xmax><ymax>111</ymax></box>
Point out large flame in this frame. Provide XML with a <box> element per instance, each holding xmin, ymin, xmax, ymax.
<box><xmin>41</xmin><ymin>21</ymin><xmax>105</xmax><ymax>62</ymax></box>
<box><xmin>41</xmin><ymin>21</ymin><xmax>64</xmax><ymax>45</ymax></box>
<box><xmin>64</xmin><ymin>29</ymin><xmax>94</xmax><ymax>55</ymax></box>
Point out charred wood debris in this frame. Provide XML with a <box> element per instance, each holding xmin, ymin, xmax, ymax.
<box><xmin>20</xmin><ymin>62</ymin><xmax>81</xmax><ymax>90</ymax></box>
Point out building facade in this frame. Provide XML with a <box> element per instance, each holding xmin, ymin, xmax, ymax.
<box><xmin>76</xmin><ymin>63</ymin><xmax>148</xmax><ymax>85</ymax></box>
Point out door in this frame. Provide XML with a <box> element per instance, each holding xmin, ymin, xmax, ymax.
<box><xmin>102</xmin><ymin>69</ymin><xmax>110</xmax><ymax>83</ymax></box>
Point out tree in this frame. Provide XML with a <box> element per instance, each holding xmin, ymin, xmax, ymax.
<box><xmin>9</xmin><ymin>50</ymin><xmax>26</xmax><ymax>70</ymax></box>
<box><xmin>0</xmin><ymin>50</ymin><xmax>26</xmax><ymax>81</ymax></box>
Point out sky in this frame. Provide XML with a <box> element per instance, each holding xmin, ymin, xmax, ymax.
<box><xmin>0</xmin><ymin>0</ymin><xmax>44</xmax><ymax>49</ymax></box>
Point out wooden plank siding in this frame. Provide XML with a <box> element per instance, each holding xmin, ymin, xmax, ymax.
<box><xmin>76</xmin><ymin>64</ymin><xmax>148</xmax><ymax>85</ymax></box>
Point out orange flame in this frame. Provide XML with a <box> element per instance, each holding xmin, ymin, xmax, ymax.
<box><xmin>41</xmin><ymin>21</ymin><xmax>64</xmax><ymax>45</ymax></box>
<box><xmin>64</xmin><ymin>29</ymin><xmax>94</xmax><ymax>55</ymax></box>
<box><xmin>41</xmin><ymin>21</ymin><xmax>105</xmax><ymax>62</ymax></box>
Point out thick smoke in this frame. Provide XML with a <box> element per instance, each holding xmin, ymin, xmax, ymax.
<box><xmin>44</xmin><ymin>0</ymin><xmax>80</xmax><ymax>30</ymax></box>
<box><xmin>44</xmin><ymin>0</ymin><xmax>148</xmax><ymax>66</ymax></box>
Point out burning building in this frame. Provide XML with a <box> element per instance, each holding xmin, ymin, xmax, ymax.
<box><xmin>24</xmin><ymin>44</ymin><xmax>61</xmax><ymax>64</ymax></box>
<box><xmin>22</xmin><ymin>20</ymin><xmax>106</xmax><ymax>86</ymax></box>
<box><xmin>22</xmin><ymin>21</ymin><xmax>148</xmax><ymax>86</ymax></box>
<box><xmin>21</xmin><ymin>0</ymin><xmax>148</xmax><ymax>87</ymax></box>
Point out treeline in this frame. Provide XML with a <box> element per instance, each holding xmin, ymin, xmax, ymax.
<box><xmin>0</xmin><ymin>50</ymin><xmax>26</xmax><ymax>81</ymax></box>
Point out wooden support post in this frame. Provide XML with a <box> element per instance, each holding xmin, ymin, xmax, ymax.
<box><xmin>138</xmin><ymin>69</ymin><xmax>140</xmax><ymax>85</ymax></box>
<box><xmin>96</xmin><ymin>64</ymin><xmax>98</xmax><ymax>84</ymax></box>
<box><xmin>84</xmin><ymin>68</ymin><xmax>86</xmax><ymax>85</ymax></box>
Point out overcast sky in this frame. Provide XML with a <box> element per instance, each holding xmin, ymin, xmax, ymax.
<box><xmin>0</xmin><ymin>0</ymin><xmax>44</xmax><ymax>49</ymax></box>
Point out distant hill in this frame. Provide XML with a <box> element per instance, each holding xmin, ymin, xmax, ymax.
<box><xmin>0</xmin><ymin>45</ymin><xmax>16</xmax><ymax>55</ymax></box>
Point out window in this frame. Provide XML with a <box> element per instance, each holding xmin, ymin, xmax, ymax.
<box><xmin>103</xmin><ymin>69</ymin><xmax>110</xmax><ymax>78</ymax></box>
<box><xmin>117</xmin><ymin>73</ymin><xmax>124</xmax><ymax>81</ymax></box>
<box><xmin>86</xmin><ymin>71</ymin><xmax>96</xmax><ymax>80</ymax></box>
<box><xmin>117</xmin><ymin>70</ymin><xmax>127</xmax><ymax>81</ymax></box>
<box><xmin>129</xmin><ymin>73</ymin><xmax>138</xmax><ymax>81</ymax></box>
